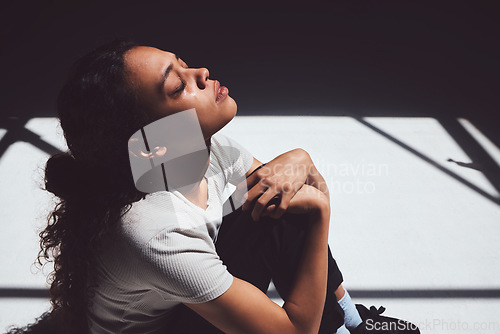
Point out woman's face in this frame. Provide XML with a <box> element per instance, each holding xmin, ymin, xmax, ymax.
<box><xmin>124</xmin><ymin>46</ymin><xmax>237</xmax><ymax>141</ymax></box>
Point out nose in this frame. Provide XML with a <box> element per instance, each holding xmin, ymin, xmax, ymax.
<box><xmin>195</xmin><ymin>67</ymin><xmax>209</xmax><ymax>90</ymax></box>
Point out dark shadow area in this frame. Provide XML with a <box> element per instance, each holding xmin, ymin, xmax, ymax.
<box><xmin>0</xmin><ymin>117</ymin><xmax>62</xmax><ymax>159</ymax></box>
<box><xmin>438</xmin><ymin>116</ymin><xmax>500</xmax><ymax>194</ymax></box>
<box><xmin>349</xmin><ymin>289</ymin><xmax>500</xmax><ymax>299</ymax></box>
<box><xmin>447</xmin><ymin>159</ymin><xmax>482</xmax><ymax>172</ymax></box>
<box><xmin>267</xmin><ymin>288</ymin><xmax>500</xmax><ymax>299</ymax></box>
<box><xmin>0</xmin><ymin>1</ymin><xmax>499</xmax><ymax>138</ymax></box>
<box><xmin>0</xmin><ymin>288</ymin><xmax>49</xmax><ymax>298</ymax></box>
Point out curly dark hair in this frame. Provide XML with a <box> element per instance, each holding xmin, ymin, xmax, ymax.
<box><xmin>16</xmin><ymin>38</ymin><xmax>156</xmax><ymax>333</ymax></box>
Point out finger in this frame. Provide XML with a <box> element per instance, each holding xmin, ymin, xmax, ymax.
<box><xmin>242</xmin><ymin>180</ymin><xmax>269</xmax><ymax>211</ymax></box>
<box><xmin>243</xmin><ymin>172</ymin><xmax>259</xmax><ymax>189</ymax></box>
<box><xmin>232</xmin><ymin>166</ymin><xmax>265</xmax><ymax>204</ymax></box>
<box><xmin>269</xmin><ymin>188</ymin><xmax>293</xmax><ymax>219</ymax></box>
<box><xmin>263</xmin><ymin>204</ymin><xmax>276</xmax><ymax>216</ymax></box>
<box><xmin>244</xmin><ymin>167</ymin><xmax>264</xmax><ymax>193</ymax></box>
<box><xmin>243</xmin><ymin>164</ymin><xmax>269</xmax><ymax>190</ymax></box>
<box><xmin>251</xmin><ymin>188</ymin><xmax>279</xmax><ymax>222</ymax></box>
<box><xmin>241</xmin><ymin>184</ymin><xmax>264</xmax><ymax>211</ymax></box>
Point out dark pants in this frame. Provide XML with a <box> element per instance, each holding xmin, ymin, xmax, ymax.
<box><xmin>169</xmin><ymin>200</ymin><xmax>346</xmax><ymax>333</ymax></box>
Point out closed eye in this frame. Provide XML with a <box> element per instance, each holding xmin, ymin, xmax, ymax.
<box><xmin>174</xmin><ymin>79</ymin><xmax>186</xmax><ymax>95</ymax></box>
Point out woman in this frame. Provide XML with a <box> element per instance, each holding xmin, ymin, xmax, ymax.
<box><xmin>10</xmin><ymin>39</ymin><xmax>419</xmax><ymax>334</ymax></box>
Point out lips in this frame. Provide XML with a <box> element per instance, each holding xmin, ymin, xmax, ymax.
<box><xmin>215</xmin><ymin>80</ymin><xmax>229</xmax><ymax>103</ymax></box>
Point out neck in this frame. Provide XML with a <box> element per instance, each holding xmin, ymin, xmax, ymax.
<box><xmin>176</xmin><ymin>155</ymin><xmax>210</xmax><ymax>200</ymax></box>
<box><xmin>170</xmin><ymin>137</ymin><xmax>211</xmax><ymax>200</ymax></box>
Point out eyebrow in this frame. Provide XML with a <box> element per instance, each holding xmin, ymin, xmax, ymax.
<box><xmin>158</xmin><ymin>54</ymin><xmax>180</xmax><ymax>95</ymax></box>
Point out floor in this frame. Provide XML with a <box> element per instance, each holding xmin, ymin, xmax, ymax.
<box><xmin>1</xmin><ymin>115</ymin><xmax>499</xmax><ymax>333</ymax></box>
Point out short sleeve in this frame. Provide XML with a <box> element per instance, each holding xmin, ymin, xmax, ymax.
<box><xmin>211</xmin><ymin>132</ymin><xmax>254</xmax><ymax>184</ymax></box>
<box><xmin>141</xmin><ymin>226</ymin><xmax>234</xmax><ymax>304</ymax></box>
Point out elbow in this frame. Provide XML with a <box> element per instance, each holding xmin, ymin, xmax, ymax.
<box><xmin>283</xmin><ymin>302</ymin><xmax>322</xmax><ymax>334</ymax></box>
<box><xmin>293</xmin><ymin>148</ymin><xmax>312</xmax><ymax>167</ymax></box>
<box><xmin>295</xmin><ymin>147</ymin><xmax>310</xmax><ymax>158</ymax></box>
<box><xmin>291</xmin><ymin>322</ymin><xmax>321</xmax><ymax>334</ymax></box>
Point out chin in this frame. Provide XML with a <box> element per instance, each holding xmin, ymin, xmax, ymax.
<box><xmin>228</xmin><ymin>100</ymin><xmax>237</xmax><ymax>121</ymax></box>
<box><xmin>228</xmin><ymin>97</ymin><xmax>237</xmax><ymax>116</ymax></box>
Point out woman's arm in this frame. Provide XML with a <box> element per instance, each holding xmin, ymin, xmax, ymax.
<box><xmin>240</xmin><ymin>149</ymin><xmax>330</xmax><ymax>221</ymax></box>
<box><xmin>183</xmin><ymin>185</ymin><xmax>330</xmax><ymax>334</ymax></box>
<box><xmin>305</xmin><ymin>161</ymin><xmax>330</xmax><ymax>201</ymax></box>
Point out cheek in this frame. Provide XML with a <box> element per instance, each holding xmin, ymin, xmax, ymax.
<box><xmin>182</xmin><ymin>90</ymin><xmax>212</xmax><ymax>110</ymax></box>
<box><xmin>163</xmin><ymin>93</ymin><xmax>199</xmax><ymax>115</ymax></box>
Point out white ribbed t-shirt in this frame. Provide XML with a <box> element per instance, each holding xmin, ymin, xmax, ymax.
<box><xmin>87</xmin><ymin>132</ymin><xmax>254</xmax><ymax>334</ymax></box>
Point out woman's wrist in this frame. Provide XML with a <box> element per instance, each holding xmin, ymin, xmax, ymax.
<box><xmin>286</xmin><ymin>184</ymin><xmax>329</xmax><ymax>215</ymax></box>
<box><xmin>309</xmin><ymin>186</ymin><xmax>330</xmax><ymax>212</ymax></box>
<box><xmin>304</xmin><ymin>156</ymin><xmax>330</xmax><ymax>202</ymax></box>
<box><xmin>309</xmin><ymin>195</ymin><xmax>331</xmax><ymax>223</ymax></box>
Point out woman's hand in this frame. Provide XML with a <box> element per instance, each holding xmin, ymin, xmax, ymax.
<box><xmin>237</xmin><ymin>148</ymin><xmax>325</xmax><ymax>221</ymax></box>
<box><xmin>286</xmin><ymin>184</ymin><xmax>330</xmax><ymax>215</ymax></box>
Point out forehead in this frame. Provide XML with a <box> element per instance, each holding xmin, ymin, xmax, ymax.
<box><xmin>125</xmin><ymin>46</ymin><xmax>175</xmax><ymax>77</ymax></box>
<box><xmin>124</xmin><ymin>46</ymin><xmax>176</xmax><ymax>109</ymax></box>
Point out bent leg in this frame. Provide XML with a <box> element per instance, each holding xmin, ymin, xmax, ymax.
<box><xmin>169</xmin><ymin>204</ymin><xmax>345</xmax><ymax>333</ymax></box>
<box><xmin>259</xmin><ymin>210</ymin><xmax>345</xmax><ymax>334</ymax></box>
